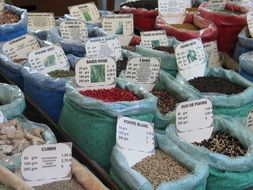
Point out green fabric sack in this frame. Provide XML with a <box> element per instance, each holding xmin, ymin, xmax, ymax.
<box><xmin>0</xmin><ymin>83</ymin><xmax>25</xmax><ymax>119</ymax></box>
<box><xmin>166</xmin><ymin>115</ymin><xmax>253</xmax><ymax>190</ymax></box>
<box><xmin>135</xmin><ymin>37</ymin><xmax>180</xmax><ymax>77</ymax></box>
<box><xmin>110</xmin><ymin>133</ymin><xmax>209</xmax><ymax>190</ymax></box>
<box><xmin>176</xmin><ymin>67</ymin><xmax>253</xmax><ymax>117</ymax></box>
<box><xmin>58</xmin><ymin>78</ymin><xmax>157</xmax><ymax>171</ymax></box>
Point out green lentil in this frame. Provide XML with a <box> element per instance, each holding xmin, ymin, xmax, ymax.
<box><xmin>48</xmin><ymin>70</ymin><xmax>75</xmax><ymax>78</ymax></box>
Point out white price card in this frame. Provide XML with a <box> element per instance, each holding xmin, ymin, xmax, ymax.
<box><xmin>28</xmin><ymin>13</ymin><xmax>55</xmax><ymax>31</ymax></box>
<box><xmin>140</xmin><ymin>30</ymin><xmax>168</xmax><ymax>49</ymax></box>
<box><xmin>247</xmin><ymin>109</ymin><xmax>253</xmax><ymax>130</ymax></box>
<box><xmin>28</xmin><ymin>45</ymin><xmax>69</xmax><ymax>74</ymax></box>
<box><xmin>175</xmin><ymin>38</ymin><xmax>206</xmax><ymax>80</ymax></box>
<box><xmin>206</xmin><ymin>0</ymin><xmax>226</xmax><ymax>11</ymax></box>
<box><xmin>247</xmin><ymin>11</ymin><xmax>253</xmax><ymax>38</ymax></box>
<box><xmin>0</xmin><ymin>0</ymin><xmax>4</xmax><ymax>12</ymax></box>
<box><xmin>0</xmin><ymin>110</ymin><xmax>4</xmax><ymax>123</ymax></box>
<box><xmin>125</xmin><ymin>57</ymin><xmax>160</xmax><ymax>91</ymax></box>
<box><xmin>102</xmin><ymin>14</ymin><xmax>134</xmax><ymax>46</ymax></box>
<box><xmin>229</xmin><ymin>0</ymin><xmax>253</xmax><ymax>8</ymax></box>
<box><xmin>75</xmin><ymin>57</ymin><xmax>116</xmax><ymax>90</ymax></box>
<box><xmin>21</xmin><ymin>143</ymin><xmax>72</xmax><ymax>186</ymax></box>
<box><xmin>68</xmin><ymin>2</ymin><xmax>100</xmax><ymax>22</ymax></box>
<box><xmin>176</xmin><ymin>99</ymin><xmax>214</xmax><ymax>143</ymax></box>
<box><xmin>85</xmin><ymin>36</ymin><xmax>122</xmax><ymax>61</ymax></box>
<box><xmin>60</xmin><ymin>20</ymin><xmax>88</xmax><ymax>42</ymax></box>
<box><xmin>203</xmin><ymin>41</ymin><xmax>221</xmax><ymax>67</ymax></box>
<box><xmin>2</xmin><ymin>34</ymin><xmax>40</xmax><ymax>60</ymax></box>
<box><xmin>116</xmin><ymin>116</ymin><xmax>155</xmax><ymax>167</ymax></box>
<box><xmin>158</xmin><ymin>0</ymin><xmax>186</xmax><ymax>15</ymax></box>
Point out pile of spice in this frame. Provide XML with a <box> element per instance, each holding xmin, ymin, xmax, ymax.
<box><xmin>13</xmin><ymin>58</ymin><xmax>27</xmax><ymax>64</ymax></box>
<box><xmin>151</xmin><ymin>89</ymin><xmax>178</xmax><ymax>115</ymax></box>
<box><xmin>188</xmin><ymin>76</ymin><xmax>246</xmax><ymax>95</ymax></box>
<box><xmin>79</xmin><ymin>88</ymin><xmax>140</xmax><ymax>102</ymax></box>
<box><xmin>121</xmin><ymin>0</ymin><xmax>158</xmax><ymax>10</ymax></box>
<box><xmin>133</xmin><ymin>149</ymin><xmax>189</xmax><ymax>188</ymax></box>
<box><xmin>116</xmin><ymin>59</ymin><xmax>128</xmax><ymax>77</ymax></box>
<box><xmin>34</xmin><ymin>178</ymin><xmax>85</xmax><ymax>190</ymax></box>
<box><xmin>153</xmin><ymin>46</ymin><xmax>175</xmax><ymax>54</ymax></box>
<box><xmin>0</xmin><ymin>10</ymin><xmax>20</xmax><ymax>25</ymax></box>
<box><xmin>194</xmin><ymin>132</ymin><xmax>247</xmax><ymax>157</ymax></box>
<box><xmin>48</xmin><ymin>70</ymin><xmax>75</xmax><ymax>78</ymax></box>
<box><xmin>170</xmin><ymin>23</ymin><xmax>199</xmax><ymax>30</ymax></box>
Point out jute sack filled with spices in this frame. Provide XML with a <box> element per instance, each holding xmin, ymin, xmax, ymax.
<box><xmin>135</xmin><ymin>37</ymin><xmax>180</xmax><ymax>77</ymax></box>
<box><xmin>155</xmin><ymin>13</ymin><xmax>218</xmax><ymax>43</ymax></box>
<box><xmin>110</xmin><ymin>133</ymin><xmax>209</xmax><ymax>190</ymax></box>
<box><xmin>58</xmin><ymin>78</ymin><xmax>157</xmax><ymax>171</ymax></box>
<box><xmin>21</xmin><ymin>54</ymin><xmax>76</xmax><ymax>123</ymax></box>
<box><xmin>176</xmin><ymin>67</ymin><xmax>253</xmax><ymax>117</ymax></box>
<box><xmin>166</xmin><ymin>115</ymin><xmax>253</xmax><ymax>190</ymax></box>
<box><xmin>0</xmin><ymin>83</ymin><xmax>25</xmax><ymax>119</ymax></box>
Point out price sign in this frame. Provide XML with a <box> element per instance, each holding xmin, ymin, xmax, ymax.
<box><xmin>75</xmin><ymin>57</ymin><xmax>116</xmax><ymax>90</ymax></box>
<box><xmin>206</xmin><ymin>0</ymin><xmax>226</xmax><ymax>11</ymax></box>
<box><xmin>68</xmin><ymin>2</ymin><xmax>100</xmax><ymax>22</ymax></box>
<box><xmin>2</xmin><ymin>34</ymin><xmax>40</xmax><ymax>60</ymax></box>
<box><xmin>247</xmin><ymin>11</ymin><xmax>253</xmax><ymax>38</ymax></box>
<box><xmin>116</xmin><ymin>116</ymin><xmax>155</xmax><ymax>167</ymax></box>
<box><xmin>0</xmin><ymin>110</ymin><xmax>4</xmax><ymax>123</ymax></box>
<box><xmin>125</xmin><ymin>57</ymin><xmax>160</xmax><ymax>91</ymax></box>
<box><xmin>85</xmin><ymin>36</ymin><xmax>122</xmax><ymax>60</ymax></box>
<box><xmin>60</xmin><ymin>20</ymin><xmax>88</xmax><ymax>42</ymax></box>
<box><xmin>140</xmin><ymin>30</ymin><xmax>168</xmax><ymax>49</ymax></box>
<box><xmin>28</xmin><ymin>13</ymin><xmax>55</xmax><ymax>31</ymax></box>
<box><xmin>158</xmin><ymin>0</ymin><xmax>186</xmax><ymax>15</ymax></box>
<box><xmin>230</xmin><ymin>0</ymin><xmax>253</xmax><ymax>8</ymax></box>
<box><xmin>175</xmin><ymin>38</ymin><xmax>206</xmax><ymax>80</ymax></box>
<box><xmin>0</xmin><ymin>0</ymin><xmax>4</xmax><ymax>12</ymax></box>
<box><xmin>21</xmin><ymin>143</ymin><xmax>72</xmax><ymax>186</ymax></box>
<box><xmin>203</xmin><ymin>41</ymin><xmax>220</xmax><ymax>67</ymax></box>
<box><xmin>176</xmin><ymin>99</ymin><xmax>214</xmax><ymax>143</ymax></box>
<box><xmin>102</xmin><ymin>14</ymin><xmax>134</xmax><ymax>46</ymax></box>
<box><xmin>28</xmin><ymin>45</ymin><xmax>69</xmax><ymax>74</ymax></box>
<box><xmin>247</xmin><ymin>109</ymin><xmax>253</xmax><ymax>129</ymax></box>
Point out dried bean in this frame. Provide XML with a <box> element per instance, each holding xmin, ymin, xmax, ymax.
<box><xmin>153</xmin><ymin>46</ymin><xmax>175</xmax><ymax>54</ymax></box>
<box><xmin>194</xmin><ymin>132</ymin><xmax>247</xmax><ymax>157</ymax></box>
<box><xmin>133</xmin><ymin>149</ymin><xmax>189</xmax><ymax>188</ymax></box>
<box><xmin>79</xmin><ymin>88</ymin><xmax>140</xmax><ymax>102</ymax></box>
<box><xmin>151</xmin><ymin>89</ymin><xmax>178</xmax><ymax>115</ymax></box>
<box><xmin>121</xmin><ymin>0</ymin><xmax>158</xmax><ymax>10</ymax></box>
<box><xmin>0</xmin><ymin>10</ymin><xmax>20</xmax><ymax>25</ymax></box>
<box><xmin>188</xmin><ymin>76</ymin><xmax>246</xmax><ymax>95</ymax></box>
<box><xmin>48</xmin><ymin>70</ymin><xmax>75</xmax><ymax>78</ymax></box>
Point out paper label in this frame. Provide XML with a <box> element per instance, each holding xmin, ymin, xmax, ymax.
<box><xmin>75</xmin><ymin>57</ymin><xmax>116</xmax><ymax>90</ymax></box>
<box><xmin>21</xmin><ymin>143</ymin><xmax>72</xmax><ymax>186</ymax></box>
<box><xmin>229</xmin><ymin>0</ymin><xmax>253</xmax><ymax>8</ymax></box>
<box><xmin>0</xmin><ymin>0</ymin><xmax>4</xmax><ymax>12</ymax></box>
<box><xmin>206</xmin><ymin>0</ymin><xmax>226</xmax><ymax>11</ymax></box>
<box><xmin>140</xmin><ymin>30</ymin><xmax>168</xmax><ymax>49</ymax></box>
<box><xmin>2</xmin><ymin>34</ymin><xmax>40</xmax><ymax>60</ymax></box>
<box><xmin>28</xmin><ymin>13</ymin><xmax>55</xmax><ymax>31</ymax></box>
<box><xmin>175</xmin><ymin>38</ymin><xmax>206</xmax><ymax>80</ymax></box>
<box><xmin>28</xmin><ymin>45</ymin><xmax>69</xmax><ymax>74</ymax></box>
<box><xmin>247</xmin><ymin>11</ymin><xmax>253</xmax><ymax>38</ymax></box>
<box><xmin>0</xmin><ymin>110</ymin><xmax>4</xmax><ymax>123</ymax></box>
<box><xmin>68</xmin><ymin>2</ymin><xmax>100</xmax><ymax>22</ymax></box>
<box><xmin>102</xmin><ymin>14</ymin><xmax>134</xmax><ymax>46</ymax></box>
<box><xmin>247</xmin><ymin>109</ymin><xmax>253</xmax><ymax>129</ymax></box>
<box><xmin>60</xmin><ymin>20</ymin><xmax>88</xmax><ymax>42</ymax></box>
<box><xmin>158</xmin><ymin>0</ymin><xmax>186</xmax><ymax>15</ymax></box>
<box><xmin>125</xmin><ymin>57</ymin><xmax>160</xmax><ymax>91</ymax></box>
<box><xmin>116</xmin><ymin>116</ymin><xmax>155</xmax><ymax>167</ymax></box>
<box><xmin>176</xmin><ymin>99</ymin><xmax>214</xmax><ymax>143</ymax></box>
<box><xmin>203</xmin><ymin>41</ymin><xmax>221</xmax><ymax>67</ymax></box>
<box><xmin>85</xmin><ymin>36</ymin><xmax>122</xmax><ymax>60</ymax></box>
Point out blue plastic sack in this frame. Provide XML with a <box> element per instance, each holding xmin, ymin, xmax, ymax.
<box><xmin>166</xmin><ymin>115</ymin><xmax>253</xmax><ymax>190</ymax></box>
<box><xmin>233</xmin><ymin>27</ymin><xmax>253</xmax><ymax>62</ymax></box>
<box><xmin>0</xmin><ymin>83</ymin><xmax>25</xmax><ymax>119</ymax></box>
<box><xmin>0</xmin><ymin>4</ymin><xmax>27</xmax><ymax>42</ymax></box>
<box><xmin>21</xmin><ymin>55</ymin><xmax>75</xmax><ymax>122</ymax></box>
<box><xmin>0</xmin><ymin>117</ymin><xmax>57</xmax><ymax>171</ymax></box>
<box><xmin>239</xmin><ymin>68</ymin><xmax>253</xmax><ymax>82</ymax></box>
<box><xmin>111</xmin><ymin>133</ymin><xmax>209</xmax><ymax>190</ymax></box>
<box><xmin>239</xmin><ymin>51</ymin><xmax>253</xmax><ymax>76</ymax></box>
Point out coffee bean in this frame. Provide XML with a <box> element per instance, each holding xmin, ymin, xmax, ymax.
<box><xmin>133</xmin><ymin>149</ymin><xmax>189</xmax><ymax>188</ymax></box>
<box><xmin>0</xmin><ymin>10</ymin><xmax>20</xmax><ymax>25</ymax></box>
<box><xmin>121</xmin><ymin>0</ymin><xmax>158</xmax><ymax>10</ymax></box>
<box><xmin>188</xmin><ymin>76</ymin><xmax>246</xmax><ymax>95</ymax></box>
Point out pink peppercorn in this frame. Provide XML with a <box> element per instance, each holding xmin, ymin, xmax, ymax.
<box><xmin>79</xmin><ymin>88</ymin><xmax>140</xmax><ymax>102</ymax></box>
